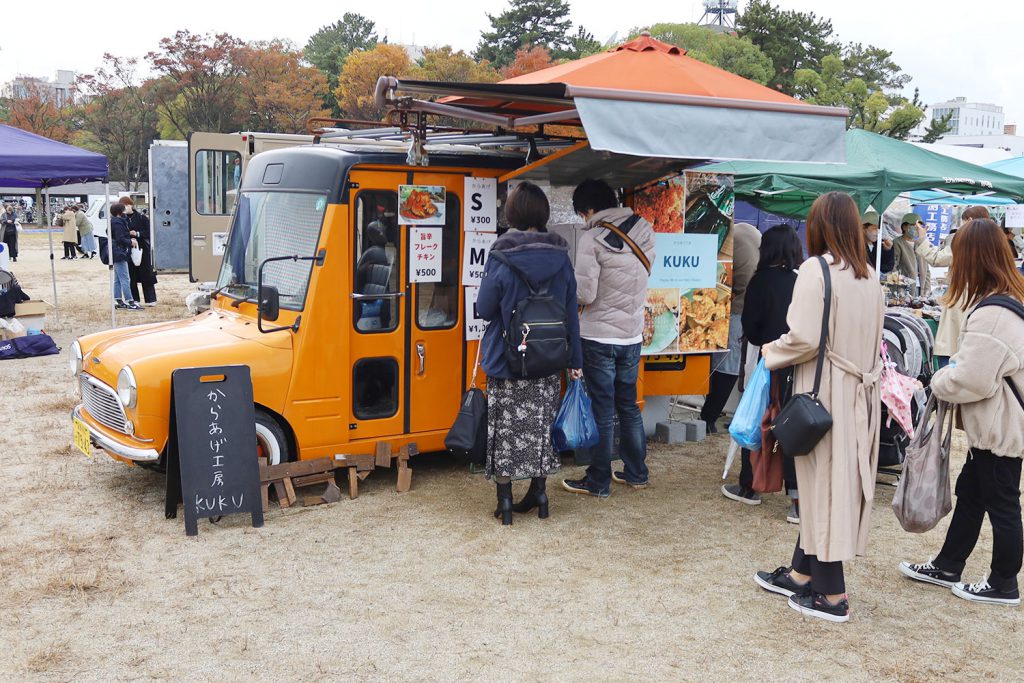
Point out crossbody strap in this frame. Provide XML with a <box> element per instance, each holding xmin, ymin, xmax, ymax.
<box><xmin>811</xmin><ymin>256</ymin><xmax>832</xmax><ymax>398</ymax></box>
<box><xmin>972</xmin><ymin>295</ymin><xmax>1024</xmax><ymax>411</ymax></box>
<box><xmin>598</xmin><ymin>218</ymin><xmax>652</xmax><ymax>275</ymax></box>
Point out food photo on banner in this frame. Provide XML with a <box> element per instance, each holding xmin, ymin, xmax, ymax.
<box><xmin>634</xmin><ymin>172</ymin><xmax>736</xmax><ymax>355</ymax></box>
<box><xmin>398</xmin><ymin>185</ymin><xmax>446</xmax><ymax>225</ymax></box>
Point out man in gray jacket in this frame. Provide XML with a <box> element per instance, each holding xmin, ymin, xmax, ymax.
<box><xmin>563</xmin><ymin>179</ymin><xmax>655</xmax><ymax>498</ymax></box>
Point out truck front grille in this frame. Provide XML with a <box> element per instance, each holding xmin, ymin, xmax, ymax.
<box><xmin>79</xmin><ymin>374</ymin><xmax>129</xmax><ymax>434</ymax></box>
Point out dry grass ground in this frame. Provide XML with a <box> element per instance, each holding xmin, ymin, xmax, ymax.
<box><xmin>1</xmin><ymin>233</ymin><xmax>1022</xmax><ymax>682</ymax></box>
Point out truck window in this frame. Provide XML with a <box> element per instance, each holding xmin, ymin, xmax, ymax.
<box><xmin>354</xmin><ymin>190</ymin><xmax>400</xmax><ymax>332</ymax></box>
<box><xmin>416</xmin><ymin>195</ymin><xmax>460</xmax><ymax>330</ymax></box>
<box><xmin>353</xmin><ymin>358</ymin><xmax>398</xmax><ymax>419</ymax></box>
<box><xmin>195</xmin><ymin>150</ymin><xmax>241</xmax><ymax>215</ymax></box>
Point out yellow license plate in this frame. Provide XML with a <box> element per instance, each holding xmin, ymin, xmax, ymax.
<box><xmin>73</xmin><ymin>417</ymin><xmax>93</xmax><ymax>457</ymax></box>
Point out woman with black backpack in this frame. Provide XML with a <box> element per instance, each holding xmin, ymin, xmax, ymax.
<box><xmin>476</xmin><ymin>182</ymin><xmax>582</xmax><ymax>525</ymax></box>
<box><xmin>900</xmin><ymin>218</ymin><xmax>1024</xmax><ymax>606</ymax></box>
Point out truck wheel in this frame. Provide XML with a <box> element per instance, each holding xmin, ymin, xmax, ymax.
<box><xmin>255</xmin><ymin>409</ymin><xmax>291</xmax><ymax>465</ymax></box>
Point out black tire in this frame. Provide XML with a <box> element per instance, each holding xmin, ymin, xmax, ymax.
<box><xmin>255</xmin><ymin>409</ymin><xmax>292</xmax><ymax>465</ymax></box>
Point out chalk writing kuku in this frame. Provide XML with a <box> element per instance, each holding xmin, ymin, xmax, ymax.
<box><xmin>165</xmin><ymin>366</ymin><xmax>264</xmax><ymax>536</ymax></box>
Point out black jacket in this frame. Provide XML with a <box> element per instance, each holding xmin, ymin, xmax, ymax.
<box><xmin>740</xmin><ymin>267</ymin><xmax>798</xmax><ymax>346</ymax></box>
<box><xmin>867</xmin><ymin>242</ymin><xmax>895</xmax><ymax>274</ymax></box>
<box><xmin>125</xmin><ymin>210</ymin><xmax>151</xmax><ymax>243</ymax></box>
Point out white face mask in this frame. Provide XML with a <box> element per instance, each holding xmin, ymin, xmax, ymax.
<box><xmin>124</xmin><ymin>205</ymin><xmax>134</xmax><ymax>214</ymax></box>
<box><xmin>866</xmin><ymin>229</ymin><xmax>879</xmax><ymax>243</ymax></box>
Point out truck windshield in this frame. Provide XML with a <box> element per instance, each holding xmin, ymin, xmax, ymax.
<box><xmin>215</xmin><ymin>191</ymin><xmax>327</xmax><ymax>311</ymax></box>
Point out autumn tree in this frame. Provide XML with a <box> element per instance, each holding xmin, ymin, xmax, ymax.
<box><xmin>335</xmin><ymin>44</ymin><xmax>411</xmax><ymax>121</ymax></box>
<box><xmin>305</xmin><ymin>13</ymin><xmax>379</xmax><ymax>114</ymax></box>
<box><xmin>500</xmin><ymin>46</ymin><xmax>555</xmax><ymax>79</ymax></box>
<box><xmin>476</xmin><ymin>0</ymin><xmax>573</xmax><ymax>67</ymax></box>
<box><xmin>235</xmin><ymin>41</ymin><xmax>330</xmax><ymax>133</ymax></box>
<box><xmin>146</xmin><ymin>31</ymin><xmax>247</xmax><ymax>136</ymax></box>
<box><xmin>409</xmin><ymin>46</ymin><xmax>501</xmax><ymax>83</ymax></box>
<box><xmin>75</xmin><ymin>55</ymin><xmax>160</xmax><ymax>189</ymax></box>
<box><xmin>635</xmin><ymin>23</ymin><xmax>773</xmax><ymax>84</ymax></box>
<box><xmin>7</xmin><ymin>80</ymin><xmax>76</xmax><ymax>142</ymax></box>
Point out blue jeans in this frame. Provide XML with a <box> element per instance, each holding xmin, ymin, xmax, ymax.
<box><xmin>582</xmin><ymin>340</ymin><xmax>647</xmax><ymax>491</ymax></box>
<box><xmin>112</xmin><ymin>261</ymin><xmax>133</xmax><ymax>301</ymax></box>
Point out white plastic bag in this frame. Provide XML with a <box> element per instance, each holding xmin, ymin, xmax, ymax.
<box><xmin>130</xmin><ymin>246</ymin><xmax>143</xmax><ymax>267</ymax></box>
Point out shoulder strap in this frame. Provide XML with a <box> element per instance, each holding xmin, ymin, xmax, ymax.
<box><xmin>489</xmin><ymin>250</ymin><xmax>544</xmax><ymax>295</ymax></box>
<box><xmin>972</xmin><ymin>295</ymin><xmax>1024</xmax><ymax>411</ymax></box>
<box><xmin>598</xmin><ymin>219</ymin><xmax>651</xmax><ymax>275</ymax></box>
<box><xmin>811</xmin><ymin>256</ymin><xmax>832</xmax><ymax>397</ymax></box>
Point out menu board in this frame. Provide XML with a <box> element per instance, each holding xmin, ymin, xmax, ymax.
<box><xmin>634</xmin><ymin>171</ymin><xmax>736</xmax><ymax>355</ymax></box>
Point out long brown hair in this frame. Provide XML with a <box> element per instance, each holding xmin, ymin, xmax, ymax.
<box><xmin>806</xmin><ymin>192</ymin><xmax>870</xmax><ymax>279</ymax></box>
<box><xmin>945</xmin><ymin>218</ymin><xmax>1024</xmax><ymax>307</ymax></box>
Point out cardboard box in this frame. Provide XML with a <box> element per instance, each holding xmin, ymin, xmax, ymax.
<box><xmin>14</xmin><ymin>300</ymin><xmax>49</xmax><ymax>330</ymax></box>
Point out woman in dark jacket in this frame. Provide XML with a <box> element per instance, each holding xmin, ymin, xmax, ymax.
<box><xmin>476</xmin><ymin>182</ymin><xmax>582</xmax><ymax>525</ymax></box>
<box><xmin>722</xmin><ymin>224</ymin><xmax>803</xmax><ymax>521</ymax></box>
<box><xmin>109</xmin><ymin>204</ymin><xmax>142</xmax><ymax>310</ymax></box>
<box><xmin>121</xmin><ymin>197</ymin><xmax>158</xmax><ymax>305</ymax></box>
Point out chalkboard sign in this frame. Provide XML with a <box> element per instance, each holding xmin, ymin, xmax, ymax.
<box><xmin>165</xmin><ymin>365</ymin><xmax>264</xmax><ymax>536</ymax></box>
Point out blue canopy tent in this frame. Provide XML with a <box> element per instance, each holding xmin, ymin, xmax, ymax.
<box><xmin>0</xmin><ymin>123</ymin><xmax>110</xmax><ymax>323</ymax></box>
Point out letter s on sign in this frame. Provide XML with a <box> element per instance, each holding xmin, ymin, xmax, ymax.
<box><xmin>472</xmin><ymin>193</ymin><xmax>483</xmax><ymax>211</ymax></box>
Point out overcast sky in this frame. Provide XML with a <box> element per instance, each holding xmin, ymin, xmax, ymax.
<box><xmin>3</xmin><ymin>0</ymin><xmax>1022</xmax><ymax>123</ymax></box>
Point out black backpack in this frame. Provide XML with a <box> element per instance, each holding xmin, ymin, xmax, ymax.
<box><xmin>490</xmin><ymin>251</ymin><xmax>570</xmax><ymax>379</ymax></box>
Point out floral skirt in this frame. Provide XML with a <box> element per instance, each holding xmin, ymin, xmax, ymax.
<box><xmin>485</xmin><ymin>375</ymin><xmax>561</xmax><ymax>480</ymax></box>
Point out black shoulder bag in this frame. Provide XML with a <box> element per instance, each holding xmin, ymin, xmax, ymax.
<box><xmin>770</xmin><ymin>257</ymin><xmax>834</xmax><ymax>456</ymax></box>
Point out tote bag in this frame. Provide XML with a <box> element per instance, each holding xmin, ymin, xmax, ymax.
<box><xmin>892</xmin><ymin>395</ymin><xmax>953</xmax><ymax>533</ymax></box>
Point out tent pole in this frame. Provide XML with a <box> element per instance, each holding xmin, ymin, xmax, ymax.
<box><xmin>105</xmin><ymin>183</ymin><xmax>114</xmax><ymax>327</ymax></box>
<box><xmin>44</xmin><ymin>185</ymin><xmax>60</xmax><ymax>325</ymax></box>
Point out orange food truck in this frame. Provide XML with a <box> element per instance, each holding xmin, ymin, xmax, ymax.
<box><xmin>70</xmin><ymin>35</ymin><xmax>847</xmax><ymax>471</ymax></box>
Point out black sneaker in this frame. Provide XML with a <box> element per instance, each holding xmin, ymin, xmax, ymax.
<box><xmin>721</xmin><ymin>483</ymin><xmax>762</xmax><ymax>505</ymax></box>
<box><xmin>754</xmin><ymin>566</ymin><xmax>811</xmax><ymax>598</ymax></box>
<box><xmin>562</xmin><ymin>478</ymin><xmax>609</xmax><ymax>498</ymax></box>
<box><xmin>898</xmin><ymin>560</ymin><xmax>961</xmax><ymax>588</ymax></box>
<box><xmin>788</xmin><ymin>592</ymin><xmax>850</xmax><ymax>623</ymax></box>
<box><xmin>115</xmin><ymin>300</ymin><xmax>128</xmax><ymax>309</ymax></box>
<box><xmin>611</xmin><ymin>471</ymin><xmax>649</xmax><ymax>489</ymax></box>
<box><xmin>952</xmin><ymin>579</ymin><xmax>1021</xmax><ymax>606</ymax></box>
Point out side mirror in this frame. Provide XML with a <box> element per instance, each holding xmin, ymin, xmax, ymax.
<box><xmin>259</xmin><ymin>285</ymin><xmax>280</xmax><ymax>322</ymax></box>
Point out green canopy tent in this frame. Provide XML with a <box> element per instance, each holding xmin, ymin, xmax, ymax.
<box><xmin>702</xmin><ymin>129</ymin><xmax>1024</xmax><ymax>218</ymax></box>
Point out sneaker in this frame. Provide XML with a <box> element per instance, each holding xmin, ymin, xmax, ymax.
<box><xmin>562</xmin><ymin>478</ymin><xmax>609</xmax><ymax>498</ymax></box>
<box><xmin>115</xmin><ymin>300</ymin><xmax>128</xmax><ymax>309</ymax></box>
<box><xmin>754</xmin><ymin>566</ymin><xmax>811</xmax><ymax>598</ymax></box>
<box><xmin>125</xmin><ymin>301</ymin><xmax>144</xmax><ymax>310</ymax></box>
<box><xmin>951</xmin><ymin>579</ymin><xmax>1020</xmax><ymax>606</ymax></box>
<box><xmin>612</xmin><ymin>471</ymin><xmax>649</xmax><ymax>489</ymax></box>
<box><xmin>786</xmin><ymin>501</ymin><xmax>800</xmax><ymax>524</ymax></box>
<box><xmin>898</xmin><ymin>560</ymin><xmax>961</xmax><ymax>588</ymax></box>
<box><xmin>788</xmin><ymin>592</ymin><xmax>850</xmax><ymax>623</ymax></box>
<box><xmin>721</xmin><ymin>484</ymin><xmax>761</xmax><ymax>505</ymax></box>
<box><xmin>144</xmin><ymin>301</ymin><xmax>157</xmax><ymax>307</ymax></box>
<box><xmin>704</xmin><ymin>420</ymin><xmax>718</xmax><ymax>434</ymax></box>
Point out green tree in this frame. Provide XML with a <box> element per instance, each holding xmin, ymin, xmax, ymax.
<box><xmin>635</xmin><ymin>23</ymin><xmax>773</xmax><ymax>84</ymax></box>
<box><xmin>922</xmin><ymin>111</ymin><xmax>954</xmax><ymax>143</ymax></box>
<box><xmin>737</xmin><ymin>0</ymin><xmax>838</xmax><ymax>94</ymax></box>
<box><xmin>563</xmin><ymin>26</ymin><xmax>604</xmax><ymax>60</ymax></box>
<box><xmin>409</xmin><ymin>46</ymin><xmax>501</xmax><ymax>83</ymax></box>
<box><xmin>475</xmin><ymin>0</ymin><xmax>573</xmax><ymax>68</ymax></box>
<box><xmin>841</xmin><ymin>42</ymin><xmax>911</xmax><ymax>94</ymax></box>
<box><xmin>0</xmin><ymin>97</ymin><xmax>10</xmax><ymax>121</ymax></box>
<box><xmin>305</xmin><ymin>13</ymin><xmax>379</xmax><ymax>114</ymax></box>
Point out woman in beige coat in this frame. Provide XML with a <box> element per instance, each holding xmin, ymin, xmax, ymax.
<box><xmin>754</xmin><ymin>192</ymin><xmax>884</xmax><ymax>623</ymax></box>
<box><xmin>916</xmin><ymin>206</ymin><xmax>990</xmax><ymax>366</ymax></box>
<box><xmin>900</xmin><ymin>218</ymin><xmax>1024</xmax><ymax>606</ymax></box>
<box><xmin>60</xmin><ymin>205</ymin><xmax>78</xmax><ymax>259</ymax></box>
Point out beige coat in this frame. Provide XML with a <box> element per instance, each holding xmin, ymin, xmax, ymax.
<box><xmin>60</xmin><ymin>210</ymin><xmax>77</xmax><ymax>243</ymax></box>
<box><xmin>915</xmin><ymin>240</ymin><xmax>962</xmax><ymax>356</ymax></box>
<box><xmin>731</xmin><ymin>222</ymin><xmax>761</xmax><ymax>316</ymax></box>
<box><xmin>931</xmin><ymin>303</ymin><xmax>1024</xmax><ymax>458</ymax></box>
<box><xmin>764</xmin><ymin>255</ymin><xmax>885</xmax><ymax>562</ymax></box>
<box><xmin>893</xmin><ymin>236</ymin><xmax>931</xmax><ymax>296</ymax></box>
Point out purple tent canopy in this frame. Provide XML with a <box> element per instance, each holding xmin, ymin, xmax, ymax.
<box><xmin>0</xmin><ymin>123</ymin><xmax>108</xmax><ymax>186</ymax></box>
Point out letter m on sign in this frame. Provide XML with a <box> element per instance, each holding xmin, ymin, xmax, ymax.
<box><xmin>470</xmin><ymin>247</ymin><xmax>486</xmax><ymax>267</ymax></box>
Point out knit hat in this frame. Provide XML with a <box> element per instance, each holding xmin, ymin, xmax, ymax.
<box><xmin>901</xmin><ymin>212</ymin><xmax>922</xmax><ymax>226</ymax></box>
<box><xmin>862</xmin><ymin>211</ymin><xmax>880</xmax><ymax>226</ymax></box>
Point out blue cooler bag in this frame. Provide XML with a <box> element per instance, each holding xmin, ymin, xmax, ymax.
<box><xmin>8</xmin><ymin>334</ymin><xmax>60</xmax><ymax>359</ymax></box>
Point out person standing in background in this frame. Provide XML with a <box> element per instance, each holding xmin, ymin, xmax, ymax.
<box><xmin>862</xmin><ymin>211</ymin><xmax>894</xmax><ymax>274</ymax></box>
<box><xmin>121</xmin><ymin>197</ymin><xmax>158</xmax><ymax>305</ymax></box>
<box><xmin>893</xmin><ymin>213</ymin><xmax>931</xmax><ymax>296</ymax></box>
<box><xmin>60</xmin><ymin>205</ymin><xmax>78</xmax><ymax>259</ymax></box>
<box><xmin>1</xmin><ymin>204</ymin><xmax>18</xmax><ymax>263</ymax></box>
<box><xmin>75</xmin><ymin>204</ymin><xmax>96</xmax><ymax>258</ymax></box>
<box><xmin>109</xmin><ymin>203</ymin><xmax>142</xmax><ymax>310</ymax></box>
<box><xmin>700</xmin><ymin>222</ymin><xmax>762</xmax><ymax>435</ymax></box>
<box><xmin>916</xmin><ymin>206</ymin><xmax>990</xmax><ymax>367</ymax></box>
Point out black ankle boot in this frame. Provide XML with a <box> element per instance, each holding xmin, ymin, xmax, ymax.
<box><xmin>493</xmin><ymin>482</ymin><xmax>513</xmax><ymax>525</ymax></box>
<box><xmin>512</xmin><ymin>477</ymin><xmax>549</xmax><ymax>518</ymax></box>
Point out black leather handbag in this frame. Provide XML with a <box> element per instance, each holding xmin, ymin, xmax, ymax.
<box><xmin>770</xmin><ymin>257</ymin><xmax>834</xmax><ymax>456</ymax></box>
<box><xmin>445</xmin><ymin>333</ymin><xmax>488</xmax><ymax>466</ymax></box>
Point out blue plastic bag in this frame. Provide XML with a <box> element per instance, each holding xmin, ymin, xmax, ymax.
<box><xmin>728</xmin><ymin>358</ymin><xmax>770</xmax><ymax>450</ymax></box>
<box><xmin>551</xmin><ymin>378</ymin><xmax>600</xmax><ymax>452</ymax></box>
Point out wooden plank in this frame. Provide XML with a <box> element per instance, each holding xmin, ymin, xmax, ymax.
<box><xmin>348</xmin><ymin>468</ymin><xmax>359</xmax><ymax>499</ymax></box>
<box><xmin>273</xmin><ymin>480</ymin><xmax>290</xmax><ymax>508</ymax></box>
<box><xmin>282</xmin><ymin>478</ymin><xmax>297</xmax><ymax>506</ymax></box>
<box><xmin>293</xmin><ymin>472</ymin><xmax>333</xmax><ymax>488</ymax></box>
<box><xmin>375</xmin><ymin>442</ymin><xmax>392</xmax><ymax>468</ymax></box>
<box><xmin>260</xmin><ymin>483</ymin><xmax>270</xmax><ymax>512</ymax></box>
<box><xmin>322</xmin><ymin>480</ymin><xmax>342</xmax><ymax>504</ymax></box>
<box><xmin>260</xmin><ymin>457</ymin><xmax>336</xmax><ymax>482</ymax></box>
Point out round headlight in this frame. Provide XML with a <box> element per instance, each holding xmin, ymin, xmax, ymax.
<box><xmin>70</xmin><ymin>341</ymin><xmax>83</xmax><ymax>377</ymax></box>
<box><xmin>117</xmin><ymin>366</ymin><xmax>138</xmax><ymax>409</ymax></box>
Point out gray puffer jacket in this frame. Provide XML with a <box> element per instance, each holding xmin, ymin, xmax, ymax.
<box><xmin>576</xmin><ymin>207</ymin><xmax>655</xmax><ymax>341</ymax></box>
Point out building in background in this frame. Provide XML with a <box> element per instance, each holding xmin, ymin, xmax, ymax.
<box><xmin>930</xmin><ymin>96</ymin><xmax>1004</xmax><ymax>136</ymax></box>
<box><xmin>2</xmin><ymin>70</ymin><xmax>77</xmax><ymax>106</ymax></box>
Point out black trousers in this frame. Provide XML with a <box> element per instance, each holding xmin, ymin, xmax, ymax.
<box><xmin>63</xmin><ymin>241</ymin><xmax>77</xmax><ymax>258</ymax></box>
<box><xmin>739</xmin><ymin>448</ymin><xmax>798</xmax><ymax>493</ymax></box>
<box><xmin>934</xmin><ymin>448</ymin><xmax>1023</xmax><ymax>592</ymax></box>
<box><xmin>792</xmin><ymin>537</ymin><xmax>845</xmax><ymax>595</ymax></box>
<box><xmin>701</xmin><ymin>371</ymin><xmax>738</xmax><ymax>424</ymax></box>
<box><xmin>2</xmin><ymin>227</ymin><xmax>17</xmax><ymax>259</ymax></box>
